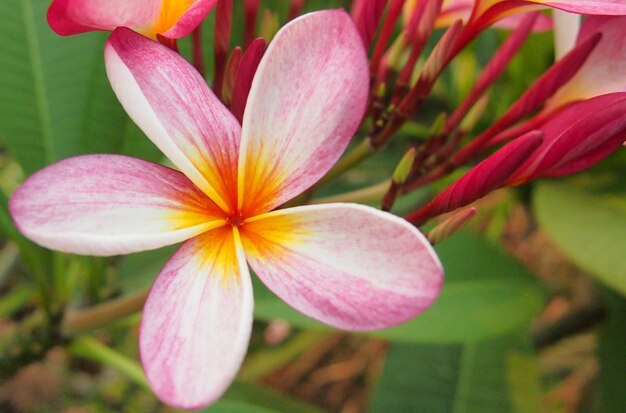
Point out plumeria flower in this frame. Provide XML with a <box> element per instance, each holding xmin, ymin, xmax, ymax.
<box><xmin>546</xmin><ymin>15</ymin><xmax>626</xmax><ymax>110</ymax></box>
<box><xmin>10</xmin><ymin>10</ymin><xmax>443</xmax><ymax>409</ymax></box>
<box><xmin>48</xmin><ymin>0</ymin><xmax>217</xmax><ymax>40</ymax></box>
<box><xmin>402</xmin><ymin>0</ymin><xmax>553</xmax><ymax>30</ymax></box>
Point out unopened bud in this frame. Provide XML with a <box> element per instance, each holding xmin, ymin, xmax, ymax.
<box><xmin>429</xmin><ymin>112</ymin><xmax>447</xmax><ymax>136</ymax></box>
<box><xmin>260</xmin><ymin>9</ymin><xmax>280</xmax><ymax>41</ymax></box>
<box><xmin>222</xmin><ymin>47</ymin><xmax>242</xmax><ymax>105</ymax></box>
<box><xmin>459</xmin><ymin>95</ymin><xmax>489</xmax><ymax>133</ymax></box>
<box><xmin>427</xmin><ymin>207</ymin><xmax>477</xmax><ymax>244</ymax></box>
<box><xmin>387</xmin><ymin>33</ymin><xmax>408</xmax><ymax>71</ymax></box>
<box><xmin>393</xmin><ymin>148</ymin><xmax>417</xmax><ymax>184</ymax></box>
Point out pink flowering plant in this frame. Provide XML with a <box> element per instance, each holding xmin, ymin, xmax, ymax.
<box><xmin>0</xmin><ymin>0</ymin><xmax>625</xmax><ymax>411</ymax></box>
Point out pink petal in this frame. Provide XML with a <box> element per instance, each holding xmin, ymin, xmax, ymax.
<box><xmin>538</xmin><ymin>0</ymin><xmax>626</xmax><ymax>15</ymax></box>
<box><xmin>237</xmin><ymin>10</ymin><xmax>369</xmax><ymax>217</ymax></box>
<box><xmin>9</xmin><ymin>155</ymin><xmax>225</xmax><ymax>256</ymax></box>
<box><xmin>472</xmin><ymin>0</ymin><xmax>626</xmax><ymax>32</ymax></box>
<box><xmin>424</xmin><ymin>0</ymin><xmax>552</xmax><ymax>31</ymax></box>
<box><xmin>48</xmin><ymin>0</ymin><xmax>215</xmax><ymax>38</ymax></box>
<box><xmin>553</xmin><ymin>9</ymin><xmax>581</xmax><ymax>59</ymax></box>
<box><xmin>162</xmin><ymin>0</ymin><xmax>218</xmax><ymax>39</ymax></box>
<box><xmin>548</xmin><ymin>16</ymin><xmax>626</xmax><ymax>109</ymax></box>
<box><xmin>48</xmin><ymin>0</ymin><xmax>161</xmax><ymax>36</ymax></box>
<box><xmin>241</xmin><ymin>204</ymin><xmax>443</xmax><ymax>330</ymax></box>
<box><xmin>105</xmin><ymin>28</ymin><xmax>240</xmax><ymax>213</ymax></box>
<box><xmin>141</xmin><ymin>227</ymin><xmax>253</xmax><ymax>409</ymax></box>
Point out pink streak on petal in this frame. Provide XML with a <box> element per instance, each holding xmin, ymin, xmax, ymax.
<box><xmin>105</xmin><ymin>28</ymin><xmax>240</xmax><ymax>213</ymax></box>
<box><xmin>141</xmin><ymin>228</ymin><xmax>253</xmax><ymax>409</ymax></box>
<box><xmin>48</xmin><ymin>0</ymin><xmax>161</xmax><ymax>36</ymax></box>
<box><xmin>242</xmin><ymin>204</ymin><xmax>443</xmax><ymax>330</ymax></box>
<box><xmin>9</xmin><ymin>155</ymin><xmax>224</xmax><ymax>256</ymax></box>
<box><xmin>238</xmin><ymin>10</ymin><xmax>369</xmax><ymax>216</ymax></box>
<box><xmin>548</xmin><ymin>16</ymin><xmax>626</xmax><ymax>109</ymax></box>
<box><xmin>162</xmin><ymin>0</ymin><xmax>218</xmax><ymax>39</ymax></box>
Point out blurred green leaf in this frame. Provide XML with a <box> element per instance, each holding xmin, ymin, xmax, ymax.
<box><xmin>203</xmin><ymin>401</ymin><xmax>278</xmax><ymax>413</ymax></box>
<box><xmin>69</xmin><ymin>336</ymin><xmax>150</xmax><ymax>391</ymax></box>
<box><xmin>368</xmin><ymin>330</ymin><xmax>542</xmax><ymax>413</ymax></box>
<box><xmin>117</xmin><ymin>245</ymin><xmax>177</xmax><ymax>293</ymax></box>
<box><xmin>534</xmin><ymin>180</ymin><xmax>626</xmax><ymax>296</ymax></box>
<box><xmin>597</xmin><ymin>288</ymin><xmax>626</xmax><ymax>412</ymax></box>
<box><xmin>0</xmin><ymin>0</ymin><xmax>164</xmax><ymax>177</ymax></box>
<box><xmin>254</xmin><ymin>231</ymin><xmax>544</xmax><ymax>344</ymax></box>
<box><xmin>215</xmin><ymin>382</ymin><xmax>327</xmax><ymax>413</ymax></box>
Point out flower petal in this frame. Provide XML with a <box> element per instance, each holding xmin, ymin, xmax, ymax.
<box><xmin>537</xmin><ymin>0</ymin><xmax>626</xmax><ymax>15</ymax></box>
<box><xmin>141</xmin><ymin>227</ymin><xmax>252</xmax><ymax>409</ymax></box>
<box><xmin>548</xmin><ymin>16</ymin><xmax>626</xmax><ymax>109</ymax></box>
<box><xmin>48</xmin><ymin>0</ymin><xmax>215</xmax><ymax>38</ymax></box>
<box><xmin>48</xmin><ymin>0</ymin><xmax>162</xmax><ymax>36</ymax></box>
<box><xmin>241</xmin><ymin>204</ymin><xmax>443</xmax><ymax>330</ymax></box>
<box><xmin>161</xmin><ymin>0</ymin><xmax>217</xmax><ymax>39</ymax></box>
<box><xmin>237</xmin><ymin>10</ymin><xmax>369</xmax><ymax>216</ymax></box>
<box><xmin>105</xmin><ymin>27</ymin><xmax>240</xmax><ymax>213</ymax></box>
<box><xmin>9</xmin><ymin>155</ymin><xmax>225</xmax><ymax>256</ymax></box>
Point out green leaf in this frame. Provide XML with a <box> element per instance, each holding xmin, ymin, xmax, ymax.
<box><xmin>534</xmin><ymin>180</ymin><xmax>626</xmax><ymax>296</ymax></box>
<box><xmin>214</xmin><ymin>382</ymin><xmax>327</xmax><ymax>413</ymax></box>
<box><xmin>69</xmin><ymin>336</ymin><xmax>150</xmax><ymax>391</ymax></box>
<box><xmin>116</xmin><ymin>245</ymin><xmax>177</xmax><ymax>293</ymax></box>
<box><xmin>0</xmin><ymin>0</ymin><xmax>163</xmax><ymax>176</ymax></box>
<box><xmin>203</xmin><ymin>401</ymin><xmax>278</xmax><ymax>413</ymax></box>
<box><xmin>368</xmin><ymin>331</ymin><xmax>543</xmax><ymax>413</ymax></box>
<box><xmin>254</xmin><ymin>231</ymin><xmax>544</xmax><ymax>344</ymax></box>
<box><xmin>597</xmin><ymin>288</ymin><xmax>626</xmax><ymax>412</ymax></box>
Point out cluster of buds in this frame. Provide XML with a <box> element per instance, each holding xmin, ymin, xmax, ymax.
<box><xmin>346</xmin><ymin>0</ymin><xmax>626</xmax><ymax>231</ymax></box>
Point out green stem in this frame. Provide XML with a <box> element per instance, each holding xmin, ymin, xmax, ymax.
<box><xmin>0</xmin><ymin>242</ymin><xmax>19</xmax><ymax>287</ymax></box>
<box><xmin>0</xmin><ymin>284</ymin><xmax>35</xmax><ymax>318</ymax></box>
<box><xmin>62</xmin><ymin>288</ymin><xmax>149</xmax><ymax>334</ymax></box>
<box><xmin>69</xmin><ymin>336</ymin><xmax>150</xmax><ymax>391</ymax></box>
<box><xmin>238</xmin><ymin>330</ymin><xmax>329</xmax><ymax>381</ymax></box>
<box><xmin>309</xmin><ymin>180</ymin><xmax>391</xmax><ymax>205</ymax></box>
<box><xmin>308</xmin><ymin>139</ymin><xmax>375</xmax><ymax>194</ymax></box>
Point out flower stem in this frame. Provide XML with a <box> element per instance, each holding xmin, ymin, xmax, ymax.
<box><xmin>308</xmin><ymin>139</ymin><xmax>375</xmax><ymax>194</ymax></box>
<box><xmin>69</xmin><ymin>336</ymin><xmax>150</xmax><ymax>391</ymax></box>
<box><xmin>309</xmin><ymin>180</ymin><xmax>391</xmax><ymax>205</ymax></box>
<box><xmin>62</xmin><ymin>289</ymin><xmax>149</xmax><ymax>334</ymax></box>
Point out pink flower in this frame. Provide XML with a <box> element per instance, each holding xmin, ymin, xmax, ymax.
<box><xmin>47</xmin><ymin>0</ymin><xmax>217</xmax><ymax>39</ymax></box>
<box><xmin>10</xmin><ymin>10</ymin><xmax>443</xmax><ymax>409</ymax></box>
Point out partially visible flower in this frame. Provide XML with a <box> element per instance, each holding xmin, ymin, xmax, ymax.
<box><xmin>402</xmin><ymin>0</ymin><xmax>552</xmax><ymax>30</ymax></box>
<box><xmin>10</xmin><ymin>11</ymin><xmax>443</xmax><ymax>409</ymax></box>
<box><xmin>546</xmin><ymin>16</ymin><xmax>626</xmax><ymax>110</ymax></box>
<box><xmin>47</xmin><ymin>0</ymin><xmax>217</xmax><ymax>39</ymax></box>
<box><xmin>468</xmin><ymin>0</ymin><xmax>626</xmax><ymax>29</ymax></box>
